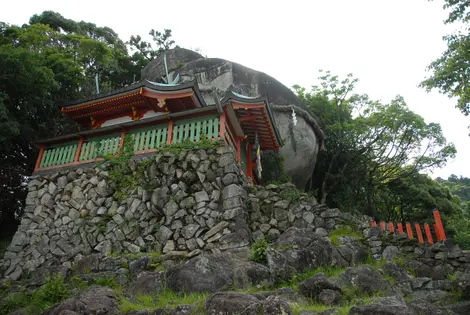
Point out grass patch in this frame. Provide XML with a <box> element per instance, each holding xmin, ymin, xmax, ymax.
<box><xmin>329</xmin><ymin>226</ymin><xmax>363</xmax><ymax>246</ymax></box>
<box><xmin>275</xmin><ymin>266</ymin><xmax>347</xmax><ymax>292</ymax></box>
<box><xmin>0</xmin><ymin>273</ymin><xmax>124</xmax><ymax>315</ymax></box>
<box><xmin>0</xmin><ymin>274</ymin><xmax>72</xmax><ymax>314</ymax></box>
<box><xmin>119</xmin><ymin>289</ymin><xmax>208</xmax><ymax>314</ymax></box>
<box><xmin>290</xmin><ymin>302</ymin><xmax>352</xmax><ymax>315</ymax></box>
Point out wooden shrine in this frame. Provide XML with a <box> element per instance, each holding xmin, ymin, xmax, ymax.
<box><xmin>34</xmin><ymin>80</ymin><xmax>282</xmax><ymax>182</ymax></box>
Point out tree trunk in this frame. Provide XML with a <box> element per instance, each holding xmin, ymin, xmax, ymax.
<box><xmin>365</xmin><ymin>175</ymin><xmax>377</xmax><ymax>218</ymax></box>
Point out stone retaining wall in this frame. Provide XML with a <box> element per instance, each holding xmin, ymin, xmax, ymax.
<box><xmin>364</xmin><ymin>226</ymin><xmax>470</xmax><ymax>278</ymax></box>
<box><xmin>0</xmin><ymin>145</ymin><xmax>250</xmax><ymax>280</ymax></box>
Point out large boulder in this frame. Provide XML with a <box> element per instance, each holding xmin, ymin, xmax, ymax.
<box><xmin>166</xmin><ymin>252</ymin><xmax>270</xmax><ymax>293</ymax></box>
<box><xmin>266</xmin><ymin>228</ymin><xmax>335</xmax><ymax>281</ymax></box>
<box><xmin>41</xmin><ymin>286</ymin><xmax>119</xmax><ymax>315</ymax></box>
<box><xmin>338</xmin><ymin>266</ymin><xmax>390</xmax><ymax>295</ymax></box>
<box><xmin>141</xmin><ymin>49</ymin><xmax>324</xmax><ymax>189</ymax></box>
<box><xmin>349</xmin><ymin>295</ymin><xmax>415</xmax><ymax>315</ymax></box>
<box><xmin>205</xmin><ymin>292</ymin><xmax>262</xmax><ymax>315</ymax></box>
<box><xmin>299</xmin><ymin>273</ymin><xmax>341</xmax><ymax>299</ymax></box>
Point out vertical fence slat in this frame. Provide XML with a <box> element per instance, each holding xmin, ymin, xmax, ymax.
<box><xmin>134</xmin><ymin>133</ymin><xmax>140</xmax><ymax>152</ymax></box>
<box><xmin>379</xmin><ymin>222</ymin><xmax>385</xmax><ymax>231</ymax></box>
<box><xmin>64</xmin><ymin>146</ymin><xmax>71</xmax><ymax>164</ymax></box>
<box><xmin>162</xmin><ymin>128</ymin><xmax>167</xmax><ymax>145</ymax></box>
<box><xmin>208</xmin><ymin>119</ymin><xmax>213</xmax><ymax>139</ymax></box>
<box><xmin>190</xmin><ymin>122</ymin><xmax>195</xmax><ymax>142</ymax></box>
<box><xmin>433</xmin><ymin>210</ymin><xmax>447</xmax><ymax>241</ymax></box>
<box><xmin>406</xmin><ymin>223</ymin><xmax>414</xmax><ymax>239</ymax></box>
<box><xmin>178</xmin><ymin>125</ymin><xmax>183</xmax><ymax>143</ymax></box>
<box><xmin>424</xmin><ymin>224</ymin><xmax>434</xmax><ymax>244</ymax></box>
<box><xmin>371</xmin><ymin>221</ymin><xmax>377</xmax><ymax>227</ymax></box>
<box><xmin>397</xmin><ymin>223</ymin><xmax>404</xmax><ymax>234</ymax></box>
<box><xmin>156</xmin><ymin>129</ymin><xmax>161</xmax><ymax>148</ymax></box>
<box><xmin>203</xmin><ymin>121</ymin><xmax>207</xmax><ymax>138</ymax></box>
<box><xmin>388</xmin><ymin>222</ymin><xmax>395</xmax><ymax>233</ymax></box>
<box><xmin>172</xmin><ymin>126</ymin><xmax>178</xmax><ymax>143</ymax></box>
<box><xmin>214</xmin><ymin>118</ymin><xmax>219</xmax><ymax>138</ymax></box>
<box><xmin>183</xmin><ymin>123</ymin><xmax>189</xmax><ymax>141</ymax></box>
<box><xmin>41</xmin><ymin>150</ymin><xmax>50</xmax><ymax>168</ymax></box>
<box><xmin>139</xmin><ymin>132</ymin><xmax>146</xmax><ymax>151</ymax></box>
<box><xmin>145</xmin><ymin>130</ymin><xmax>151</xmax><ymax>150</ymax></box>
<box><xmin>70</xmin><ymin>144</ymin><xmax>77</xmax><ymax>163</ymax></box>
<box><xmin>415</xmin><ymin>224</ymin><xmax>424</xmax><ymax>244</ymax></box>
<box><xmin>196</xmin><ymin>121</ymin><xmax>201</xmax><ymax>141</ymax></box>
<box><xmin>150</xmin><ymin>130</ymin><xmax>156</xmax><ymax>149</ymax></box>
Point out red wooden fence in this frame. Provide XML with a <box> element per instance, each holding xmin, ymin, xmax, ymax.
<box><xmin>371</xmin><ymin>209</ymin><xmax>446</xmax><ymax>244</ymax></box>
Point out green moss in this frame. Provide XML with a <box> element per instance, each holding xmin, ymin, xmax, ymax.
<box><xmin>328</xmin><ymin>226</ymin><xmax>363</xmax><ymax>246</ymax></box>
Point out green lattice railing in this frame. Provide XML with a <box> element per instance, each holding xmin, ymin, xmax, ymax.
<box><xmin>36</xmin><ymin>114</ymin><xmax>222</xmax><ymax>171</ymax></box>
<box><xmin>173</xmin><ymin>116</ymin><xmax>219</xmax><ymax>143</ymax></box>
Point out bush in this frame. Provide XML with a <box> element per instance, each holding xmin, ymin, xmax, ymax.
<box><xmin>31</xmin><ymin>274</ymin><xmax>71</xmax><ymax>312</ymax></box>
<box><xmin>249</xmin><ymin>237</ymin><xmax>268</xmax><ymax>263</ymax></box>
<box><xmin>262</xmin><ymin>151</ymin><xmax>292</xmax><ymax>184</ymax></box>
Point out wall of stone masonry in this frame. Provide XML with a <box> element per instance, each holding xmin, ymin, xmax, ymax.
<box><xmin>0</xmin><ymin>145</ymin><xmax>251</xmax><ymax>281</ymax></box>
<box><xmin>364</xmin><ymin>226</ymin><xmax>470</xmax><ymax>278</ymax></box>
<box><xmin>246</xmin><ymin>183</ymin><xmax>371</xmax><ymax>242</ymax></box>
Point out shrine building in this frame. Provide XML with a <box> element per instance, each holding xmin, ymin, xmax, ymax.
<box><xmin>33</xmin><ymin>80</ymin><xmax>282</xmax><ymax>182</ymax></box>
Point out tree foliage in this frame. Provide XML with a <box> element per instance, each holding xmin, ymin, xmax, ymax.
<box><xmin>295</xmin><ymin>71</ymin><xmax>457</xmax><ymax>220</ymax></box>
<box><xmin>421</xmin><ymin>0</ymin><xmax>470</xmax><ymax>122</ymax></box>
<box><xmin>0</xmin><ymin>12</ymin><xmax>175</xmax><ymax>238</ymax></box>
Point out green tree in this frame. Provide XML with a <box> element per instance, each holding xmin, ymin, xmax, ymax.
<box><xmin>295</xmin><ymin>71</ymin><xmax>456</xmax><ymax>217</ymax></box>
<box><xmin>421</xmin><ymin>0</ymin><xmax>470</xmax><ymax>125</ymax></box>
<box><xmin>0</xmin><ymin>12</ymin><xmax>176</xmax><ymax>239</ymax></box>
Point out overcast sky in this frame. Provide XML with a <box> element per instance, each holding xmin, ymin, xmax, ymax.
<box><xmin>2</xmin><ymin>0</ymin><xmax>469</xmax><ymax>179</ymax></box>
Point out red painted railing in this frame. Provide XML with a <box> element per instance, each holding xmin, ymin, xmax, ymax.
<box><xmin>370</xmin><ymin>209</ymin><xmax>447</xmax><ymax>244</ymax></box>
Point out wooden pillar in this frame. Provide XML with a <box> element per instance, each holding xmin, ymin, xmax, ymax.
<box><xmin>406</xmin><ymin>223</ymin><xmax>414</xmax><ymax>239</ymax></box>
<box><xmin>118</xmin><ymin>128</ymin><xmax>126</xmax><ymax>151</ymax></box>
<box><xmin>388</xmin><ymin>222</ymin><xmax>395</xmax><ymax>233</ymax></box>
<box><xmin>424</xmin><ymin>224</ymin><xmax>434</xmax><ymax>244</ymax></box>
<box><xmin>415</xmin><ymin>224</ymin><xmax>424</xmax><ymax>244</ymax></box>
<box><xmin>236</xmin><ymin>138</ymin><xmax>242</xmax><ymax>163</ymax></box>
<box><xmin>167</xmin><ymin>119</ymin><xmax>174</xmax><ymax>145</ymax></box>
<box><xmin>74</xmin><ymin>136</ymin><xmax>84</xmax><ymax>163</ymax></box>
<box><xmin>246</xmin><ymin>142</ymin><xmax>253</xmax><ymax>178</ymax></box>
<box><xmin>34</xmin><ymin>144</ymin><xmax>46</xmax><ymax>171</ymax></box>
<box><xmin>219</xmin><ymin>111</ymin><xmax>226</xmax><ymax>139</ymax></box>
<box><xmin>397</xmin><ymin>223</ymin><xmax>404</xmax><ymax>234</ymax></box>
<box><xmin>434</xmin><ymin>224</ymin><xmax>441</xmax><ymax>241</ymax></box>
<box><xmin>433</xmin><ymin>209</ymin><xmax>446</xmax><ymax>241</ymax></box>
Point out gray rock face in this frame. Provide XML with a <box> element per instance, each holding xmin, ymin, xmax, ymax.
<box><xmin>349</xmin><ymin>295</ymin><xmax>415</xmax><ymax>315</ymax></box>
<box><xmin>267</xmin><ymin>228</ymin><xmax>335</xmax><ymax>281</ymax></box>
<box><xmin>127</xmin><ymin>271</ymin><xmax>164</xmax><ymax>295</ymax></box>
<box><xmin>41</xmin><ymin>286</ymin><xmax>119</xmax><ymax>315</ymax></box>
<box><xmin>299</xmin><ymin>273</ymin><xmax>341</xmax><ymax>300</ymax></box>
<box><xmin>338</xmin><ymin>266</ymin><xmax>390</xmax><ymax>295</ymax></box>
<box><xmin>166</xmin><ymin>252</ymin><xmax>268</xmax><ymax>293</ymax></box>
<box><xmin>205</xmin><ymin>292</ymin><xmax>262</xmax><ymax>315</ymax></box>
